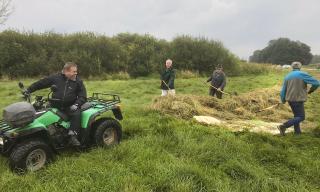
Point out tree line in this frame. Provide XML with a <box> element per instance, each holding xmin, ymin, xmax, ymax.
<box><xmin>0</xmin><ymin>30</ymin><xmax>238</xmax><ymax>78</ymax></box>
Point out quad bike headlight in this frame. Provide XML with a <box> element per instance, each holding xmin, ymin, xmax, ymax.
<box><xmin>0</xmin><ymin>137</ymin><xmax>4</xmax><ymax>145</ymax></box>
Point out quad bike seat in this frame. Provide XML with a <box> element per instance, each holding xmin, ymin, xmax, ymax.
<box><xmin>80</xmin><ymin>102</ymin><xmax>93</xmax><ymax>111</ymax></box>
<box><xmin>54</xmin><ymin>102</ymin><xmax>93</xmax><ymax>121</ymax></box>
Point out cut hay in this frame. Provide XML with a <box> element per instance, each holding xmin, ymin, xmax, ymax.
<box><xmin>193</xmin><ymin>116</ymin><xmax>224</xmax><ymax>125</ymax></box>
<box><xmin>227</xmin><ymin>120</ymin><xmax>293</xmax><ymax>135</ymax></box>
<box><xmin>150</xmin><ymin>86</ymin><xmax>291</xmax><ymax>122</ymax></box>
<box><xmin>191</xmin><ymin>117</ymin><xmax>293</xmax><ymax>135</ymax></box>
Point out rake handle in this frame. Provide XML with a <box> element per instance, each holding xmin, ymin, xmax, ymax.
<box><xmin>204</xmin><ymin>81</ymin><xmax>230</xmax><ymax>95</ymax></box>
<box><xmin>256</xmin><ymin>103</ymin><xmax>281</xmax><ymax>113</ymax></box>
<box><xmin>162</xmin><ymin>80</ymin><xmax>171</xmax><ymax>91</ymax></box>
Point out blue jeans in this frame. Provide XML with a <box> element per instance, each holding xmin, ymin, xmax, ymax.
<box><xmin>283</xmin><ymin>101</ymin><xmax>305</xmax><ymax>134</ymax></box>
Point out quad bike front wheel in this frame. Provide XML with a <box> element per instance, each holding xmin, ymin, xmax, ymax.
<box><xmin>94</xmin><ymin>118</ymin><xmax>122</xmax><ymax>147</ymax></box>
<box><xmin>9</xmin><ymin>140</ymin><xmax>53</xmax><ymax>173</ymax></box>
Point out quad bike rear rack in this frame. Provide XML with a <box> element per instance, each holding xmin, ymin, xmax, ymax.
<box><xmin>86</xmin><ymin>93</ymin><xmax>121</xmax><ymax>115</ymax></box>
<box><xmin>89</xmin><ymin>93</ymin><xmax>120</xmax><ymax>106</ymax></box>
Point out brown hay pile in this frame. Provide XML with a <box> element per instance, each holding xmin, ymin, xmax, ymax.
<box><xmin>150</xmin><ymin>87</ymin><xmax>292</xmax><ymax>122</ymax></box>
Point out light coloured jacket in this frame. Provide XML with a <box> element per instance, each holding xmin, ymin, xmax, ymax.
<box><xmin>280</xmin><ymin>69</ymin><xmax>319</xmax><ymax>102</ymax></box>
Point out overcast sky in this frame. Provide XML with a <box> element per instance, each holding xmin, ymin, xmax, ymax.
<box><xmin>1</xmin><ymin>0</ymin><xmax>320</xmax><ymax>59</ymax></box>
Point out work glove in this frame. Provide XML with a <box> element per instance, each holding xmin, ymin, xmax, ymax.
<box><xmin>22</xmin><ymin>90</ymin><xmax>31</xmax><ymax>101</ymax></box>
<box><xmin>22</xmin><ymin>90</ymin><xmax>30</xmax><ymax>96</ymax></box>
<box><xmin>69</xmin><ymin>104</ymin><xmax>79</xmax><ymax>112</ymax></box>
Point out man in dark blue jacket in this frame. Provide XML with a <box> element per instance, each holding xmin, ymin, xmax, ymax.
<box><xmin>26</xmin><ymin>62</ymin><xmax>87</xmax><ymax>146</ymax></box>
<box><xmin>279</xmin><ymin>61</ymin><xmax>319</xmax><ymax>135</ymax></box>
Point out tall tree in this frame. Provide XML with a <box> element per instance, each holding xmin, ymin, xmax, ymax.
<box><xmin>249</xmin><ymin>38</ymin><xmax>313</xmax><ymax>65</ymax></box>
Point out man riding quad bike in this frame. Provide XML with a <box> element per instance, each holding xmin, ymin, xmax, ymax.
<box><xmin>0</xmin><ymin>63</ymin><xmax>123</xmax><ymax>172</ymax></box>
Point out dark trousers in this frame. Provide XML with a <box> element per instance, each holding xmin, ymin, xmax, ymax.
<box><xmin>283</xmin><ymin>101</ymin><xmax>305</xmax><ymax>134</ymax></box>
<box><xmin>63</xmin><ymin>108</ymin><xmax>81</xmax><ymax>135</ymax></box>
<box><xmin>209</xmin><ymin>87</ymin><xmax>222</xmax><ymax>99</ymax></box>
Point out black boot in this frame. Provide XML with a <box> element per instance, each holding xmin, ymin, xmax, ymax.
<box><xmin>277</xmin><ymin>124</ymin><xmax>286</xmax><ymax>136</ymax></box>
<box><xmin>69</xmin><ymin>135</ymin><xmax>80</xmax><ymax>146</ymax></box>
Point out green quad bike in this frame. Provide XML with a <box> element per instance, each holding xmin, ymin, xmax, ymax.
<box><xmin>0</xmin><ymin>82</ymin><xmax>123</xmax><ymax>172</ymax></box>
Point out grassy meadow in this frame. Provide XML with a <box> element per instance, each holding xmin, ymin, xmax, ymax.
<box><xmin>0</xmin><ymin>69</ymin><xmax>320</xmax><ymax>192</ymax></box>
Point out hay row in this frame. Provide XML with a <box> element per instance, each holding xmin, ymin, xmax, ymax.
<box><xmin>150</xmin><ymin>86</ymin><xmax>292</xmax><ymax>122</ymax></box>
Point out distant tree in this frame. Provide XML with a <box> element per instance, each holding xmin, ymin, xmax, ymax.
<box><xmin>249</xmin><ymin>50</ymin><xmax>263</xmax><ymax>63</ymax></box>
<box><xmin>171</xmin><ymin>35</ymin><xmax>238</xmax><ymax>74</ymax></box>
<box><xmin>115</xmin><ymin>33</ymin><xmax>158</xmax><ymax>77</ymax></box>
<box><xmin>0</xmin><ymin>0</ymin><xmax>12</xmax><ymax>24</ymax></box>
<box><xmin>249</xmin><ymin>38</ymin><xmax>313</xmax><ymax>65</ymax></box>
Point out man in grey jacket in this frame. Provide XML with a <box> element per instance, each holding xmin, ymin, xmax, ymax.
<box><xmin>278</xmin><ymin>61</ymin><xmax>319</xmax><ymax>135</ymax></box>
<box><xmin>207</xmin><ymin>65</ymin><xmax>226</xmax><ymax>99</ymax></box>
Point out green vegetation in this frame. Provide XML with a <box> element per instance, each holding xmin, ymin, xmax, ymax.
<box><xmin>249</xmin><ymin>38</ymin><xmax>313</xmax><ymax>65</ymax></box>
<box><xmin>0</xmin><ymin>70</ymin><xmax>319</xmax><ymax>191</ymax></box>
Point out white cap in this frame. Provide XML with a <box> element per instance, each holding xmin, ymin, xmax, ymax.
<box><xmin>291</xmin><ymin>61</ymin><xmax>302</xmax><ymax>69</ymax></box>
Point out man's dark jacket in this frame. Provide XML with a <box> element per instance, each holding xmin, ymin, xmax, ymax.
<box><xmin>160</xmin><ymin>68</ymin><xmax>175</xmax><ymax>90</ymax></box>
<box><xmin>27</xmin><ymin>73</ymin><xmax>87</xmax><ymax>109</ymax></box>
<box><xmin>207</xmin><ymin>70</ymin><xmax>226</xmax><ymax>90</ymax></box>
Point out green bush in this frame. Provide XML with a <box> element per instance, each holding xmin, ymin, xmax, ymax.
<box><xmin>234</xmin><ymin>62</ymin><xmax>280</xmax><ymax>76</ymax></box>
<box><xmin>0</xmin><ymin>30</ymin><xmax>239</xmax><ymax>79</ymax></box>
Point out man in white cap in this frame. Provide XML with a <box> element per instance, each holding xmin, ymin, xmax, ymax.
<box><xmin>278</xmin><ymin>61</ymin><xmax>319</xmax><ymax>135</ymax></box>
<box><xmin>160</xmin><ymin>59</ymin><xmax>176</xmax><ymax>96</ymax></box>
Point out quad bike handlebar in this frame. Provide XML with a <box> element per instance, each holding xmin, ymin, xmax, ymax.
<box><xmin>18</xmin><ymin>82</ymin><xmax>59</xmax><ymax>110</ymax></box>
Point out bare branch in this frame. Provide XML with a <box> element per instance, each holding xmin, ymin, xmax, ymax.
<box><xmin>0</xmin><ymin>0</ymin><xmax>12</xmax><ymax>24</ymax></box>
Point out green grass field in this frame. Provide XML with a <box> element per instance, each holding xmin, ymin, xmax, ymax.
<box><xmin>0</xmin><ymin>71</ymin><xmax>319</xmax><ymax>192</ymax></box>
